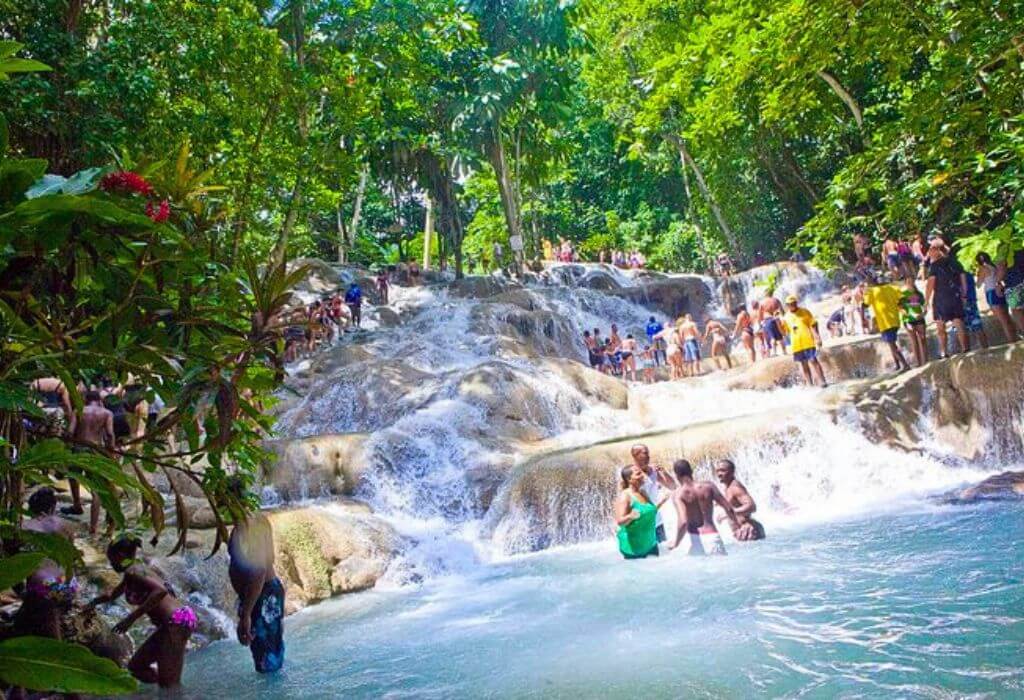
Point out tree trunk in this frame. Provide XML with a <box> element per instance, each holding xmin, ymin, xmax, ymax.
<box><xmin>668</xmin><ymin>134</ymin><xmax>740</xmax><ymax>253</ymax></box>
<box><xmin>817</xmin><ymin>69</ymin><xmax>864</xmax><ymax>131</ymax></box>
<box><xmin>423</xmin><ymin>196</ymin><xmax>434</xmax><ymax>270</ymax></box>
<box><xmin>270</xmin><ymin>176</ymin><xmax>304</xmax><ymax>269</ymax></box>
<box><xmin>231</xmin><ymin>99</ymin><xmax>278</xmax><ymax>265</ymax></box>
<box><xmin>336</xmin><ymin>203</ymin><xmax>347</xmax><ymax>264</ymax></box>
<box><xmin>339</xmin><ymin>165</ymin><xmax>368</xmax><ymax>263</ymax></box>
<box><xmin>485</xmin><ymin>124</ymin><xmax>523</xmax><ymax>274</ymax></box>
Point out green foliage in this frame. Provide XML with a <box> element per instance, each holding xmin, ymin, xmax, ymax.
<box><xmin>0</xmin><ymin>636</ymin><xmax>136</xmax><ymax>695</ymax></box>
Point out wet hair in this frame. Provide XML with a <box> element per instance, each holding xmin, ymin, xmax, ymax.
<box><xmin>28</xmin><ymin>487</ymin><xmax>57</xmax><ymax>515</ymax></box>
<box><xmin>976</xmin><ymin>251</ymin><xmax>993</xmax><ymax>266</ymax></box>
<box><xmin>583</xmin><ymin>330</ymin><xmax>590</xmax><ymax>337</ymax></box>
<box><xmin>716</xmin><ymin>459</ymin><xmax>736</xmax><ymax>474</ymax></box>
<box><xmin>626</xmin><ymin>334</ymin><xmax>633</xmax><ymax>340</ymax></box>
<box><xmin>649</xmin><ymin>316</ymin><xmax>656</xmax><ymax>323</ymax></box>
<box><xmin>620</xmin><ymin>464</ymin><xmax>637</xmax><ymax>489</ymax></box>
<box><xmin>106</xmin><ymin>535</ymin><xmax>142</xmax><ymax>563</ymax></box>
<box><xmin>673</xmin><ymin>459</ymin><xmax>693</xmax><ymax>480</ymax></box>
<box><xmin>85</xmin><ymin>389</ymin><xmax>102</xmax><ymax>403</ymax></box>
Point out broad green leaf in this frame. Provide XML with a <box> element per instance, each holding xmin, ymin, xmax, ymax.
<box><xmin>0</xmin><ymin>552</ymin><xmax>44</xmax><ymax>591</ymax></box>
<box><xmin>0</xmin><ymin>637</ymin><xmax>137</xmax><ymax>695</ymax></box>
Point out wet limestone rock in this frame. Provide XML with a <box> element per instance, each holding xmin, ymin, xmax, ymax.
<box><xmin>263</xmin><ymin>433</ymin><xmax>368</xmax><ymax>499</ymax></box>
<box><xmin>609</xmin><ymin>275</ymin><xmax>715</xmax><ymax>323</ymax></box>
<box><xmin>849</xmin><ymin>343</ymin><xmax>1024</xmax><ymax>463</ymax></box>
<box><xmin>269</xmin><ymin>505</ymin><xmax>401</xmax><ymax>613</ymax></box>
<box><xmin>947</xmin><ymin>471</ymin><xmax>1024</xmax><ymax>503</ymax></box>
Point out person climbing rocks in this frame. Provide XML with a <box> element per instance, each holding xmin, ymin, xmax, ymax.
<box><xmin>645</xmin><ymin>316</ymin><xmax>665</xmax><ymax>365</ymax></box>
<box><xmin>899</xmin><ymin>276</ymin><xmax>929</xmax><ymax>367</ymax></box>
<box><xmin>344</xmin><ymin>282</ymin><xmax>363</xmax><ymax>328</ymax></box>
<box><xmin>89</xmin><ymin>537</ymin><xmax>196</xmax><ymax>689</ymax></box>
<box><xmin>678</xmin><ymin>314</ymin><xmax>703</xmax><ymax>376</ymax></box>
<box><xmin>714</xmin><ymin>460</ymin><xmax>765</xmax><ymax>541</ymax></box>
<box><xmin>861</xmin><ymin>277</ymin><xmax>912</xmax><ymax>373</ymax></box>
<box><xmin>227</xmin><ymin>477</ymin><xmax>285</xmax><ymax>674</ymax></box>
<box><xmin>925</xmin><ymin>240</ymin><xmax>968</xmax><ymax>357</ymax></box>
<box><xmin>667</xmin><ymin>459</ymin><xmax>740</xmax><ymax>555</ymax></box>
<box><xmin>782</xmin><ymin>295</ymin><xmax>827</xmax><ymax>387</ymax></box>
<box><xmin>67</xmin><ymin>390</ymin><xmax>115</xmax><ymax>533</ymax></box>
<box><xmin>733</xmin><ymin>305</ymin><xmax>757</xmax><ymax>363</ymax></box>
<box><xmin>375</xmin><ymin>269</ymin><xmax>390</xmax><ymax>305</ymax></box>
<box><xmin>703</xmin><ymin>319</ymin><xmax>732</xmax><ymax>370</ymax></box>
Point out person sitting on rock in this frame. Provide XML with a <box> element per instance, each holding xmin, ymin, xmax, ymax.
<box><xmin>227</xmin><ymin>476</ymin><xmax>285</xmax><ymax>674</ymax></box>
<box><xmin>89</xmin><ymin>537</ymin><xmax>196</xmax><ymax>689</ymax></box>
<box><xmin>714</xmin><ymin>460</ymin><xmax>765</xmax><ymax>541</ymax></box>
<box><xmin>12</xmin><ymin>487</ymin><xmax>78</xmax><ymax>642</ymax></box>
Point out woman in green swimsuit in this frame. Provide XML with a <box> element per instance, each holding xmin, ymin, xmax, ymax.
<box><xmin>614</xmin><ymin>465</ymin><xmax>666</xmax><ymax>559</ymax></box>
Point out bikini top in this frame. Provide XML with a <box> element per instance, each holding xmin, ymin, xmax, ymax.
<box><xmin>37</xmin><ymin>390</ymin><xmax>62</xmax><ymax>407</ymax></box>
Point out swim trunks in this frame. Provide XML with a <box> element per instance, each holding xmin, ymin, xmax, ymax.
<box><xmin>986</xmin><ymin>288</ymin><xmax>1008</xmax><ymax>308</ymax></box>
<box><xmin>879</xmin><ymin>327</ymin><xmax>898</xmax><ymax>343</ymax></box>
<box><xmin>762</xmin><ymin>319</ymin><xmax>783</xmax><ymax>342</ymax></box>
<box><xmin>793</xmin><ymin>348</ymin><xmax>818</xmax><ymax>363</ymax></box>
<box><xmin>678</xmin><ymin>531</ymin><xmax>726</xmax><ymax>556</ymax></box>
<box><xmin>242</xmin><ymin>577</ymin><xmax>285</xmax><ymax>673</ymax></box>
<box><xmin>683</xmin><ymin>339</ymin><xmax>700</xmax><ymax>362</ymax></box>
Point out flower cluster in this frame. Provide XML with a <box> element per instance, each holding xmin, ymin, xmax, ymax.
<box><xmin>100</xmin><ymin>170</ymin><xmax>155</xmax><ymax>198</ymax></box>
<box><xmin>100</xmin><ymin>171</ymin><xmax>172</xmax><ymax>224</ymax></box>
<box><xmin>145</xmin><ymin>199</ymin><xmax>170</xmax><ymax>223</ymax></box>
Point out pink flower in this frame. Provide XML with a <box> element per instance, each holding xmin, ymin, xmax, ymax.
<box><xmin>145</xmin><ymin>199</ymin><xmax>170</xmax><ymax>223</ymax></box>
<box><xmin>100</xmin><ymin>171</ymin><xmax>155</xmax><ymax>197</ymax></box>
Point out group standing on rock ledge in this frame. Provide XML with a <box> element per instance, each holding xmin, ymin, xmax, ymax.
<box><xmin>582</xmin><ymin>232</ymin><xmax>1024</xmax><ymax>388</ymax></box>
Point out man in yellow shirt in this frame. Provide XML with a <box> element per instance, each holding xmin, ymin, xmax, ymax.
<box><xmin>860</xmin><ymin>277</ymin><xmax>911</xmax><ymax>372</ymax></box>
<box><xmin>782</xmin><ymin>295</ymin><xmax>827</xmax><ymax>387</ymax></box>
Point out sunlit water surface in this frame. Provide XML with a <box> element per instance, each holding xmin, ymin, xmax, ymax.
<box><xmin>173</xmin><ymin>501</ymin><xmax>1024</xmax><ymax>699</ymax></box>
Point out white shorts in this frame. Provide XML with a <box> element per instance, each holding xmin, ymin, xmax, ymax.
<box><xmin>678</xmin><ymin>531</ymin><xmax>727</xmax><ymax>556</ymax></box>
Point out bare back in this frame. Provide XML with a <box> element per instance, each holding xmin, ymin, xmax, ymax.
<box><xmin>75</xmin><ymin>404</ymin><xmax>113</xmax><ymax>447</ymax></box>
<box><xmin>673</xmin><ymin>481</ymin><xmax>719</xmax><ymax>534</ymax></box>
<box><xmin>229</xmin><ymin>512</ymin><xmax>276</xmax><ymax>595</ymax></box>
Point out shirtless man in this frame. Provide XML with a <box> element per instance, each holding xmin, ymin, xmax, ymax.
<box><xmin>758</xmin><ymin>294</ymin><xmax>785</xmax><ymax>356</ymax></box>
<box><xmin>619</xmin><ymin>333</ymin><xmax>638</xmax><ymax>382</ymax></box>
<box><xmin>733</xmin><ymin>306</ymin><xmax>756</xmax><ymax>364</ymax></box>
<box><xmin>68</xmin><ymin>390</ymin><xmax>115</xmax><ymax>533</ymax></box>
<box><xmin>228</xmin><ymin>477</ymin><xmax>285</xmax><ymax>673</ymax></box>
<box><xmin>714</xmin><ymin>459</ymin><xmax>765</xmax><ymax>541</ymax></box>
<box><xmin>703</xmin><ymin>319</ymin><xmax>732</xmax><ymax>370</ymax></box>
<box><xmin>882</xmin><ymin>234</ymin><xmax>901</xmax><ymax>274</ymax></box>
<box><xmin>678</xmin><ymin>314</ymin><xmax>702</xmax><ymax>376</ymax></box>
<box><xmin>667</xmin><ymin>460</ymin><xmax>740</xmax><ymax>555</ymax></box>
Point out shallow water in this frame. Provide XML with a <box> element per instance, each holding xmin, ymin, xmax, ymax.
<box><xmin>175</xmin><ymin>501</ymin><xmax>1024</xmax><ymax>699</ymax></box>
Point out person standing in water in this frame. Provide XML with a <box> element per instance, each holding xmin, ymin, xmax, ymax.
<box><xmin>619</xmin><ymin>334</ymin><xmax>638</xmax><ymax>382</ymax></box>
<box><xmin>782</xmin><ymin>295</ymin><xmax>827</xmax><ymax>387</ymax></box>
<box><xmin>733</xmin><ymin>306</ymin><xmax>756</xmax><ymax>363</ymax></box>
<box><xmin>624</xmin><ymin>444</ymin><xmax>675</xmax><ymax>544</ymax></box>
<box><xmin>703</xmin><ymin>319</ymin><xmax>733</xmax><ymax>370</ymax></box>
<box><xmin>646</xmin><ymin>316</ymin><xmax>665</xmax><ymax>365</ymax></box>
<box><xmin>899</xmin><ymin>276</ymin><xmax>929</xmax><ymax>367</ymax></box>
<box><xmin>667</xmin><ymin>460</ymin><xmax>740</xmax><ymax>555</ymax></box>
<box><xmin>678</xmin><ymin>314</ymin><xmax>703</xmax><ymax>376</ymax></box>
<box><xmin>375</xmin><ymin>269</ymin><xmax>390</xmax><ymax>305</ymax></box>
<box><xmin>714</xmin><ymin>460</ymin><xmax>765</xmax><ymax>541</ymax></box>
<box><xmin>89</xmin><ymin>537</ymin><xmax>196</xmax><ymax>689</ymax></box>
<box><xmin>227</xmin><ymin>477</ymin><xmax>285</xmax><ymax>673</ymax></box>
<box><xmin>614</xmin><ymin>465</ymin><xmax>666</xmax><ymax>559</ymax></box>
<box><xmin>860</xmin><ymin>277</ymin><xmax>912</xmax><ymax>373</ymax></box>
<box><xmin>68</xmin><ymin>390</ymin><xmax>115</xmax><ymax>533</ymax></box>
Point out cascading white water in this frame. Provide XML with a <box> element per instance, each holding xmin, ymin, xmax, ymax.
<box><xmin>273</xmin><ymin>264</ymin><xmax>1008</xmax><ymax>576</ymax></box>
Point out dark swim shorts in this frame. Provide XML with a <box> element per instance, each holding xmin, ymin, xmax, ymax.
<box><xmin>242</xmin><ymin>577</ymin><xmax>285</xmax><ymax>673</ymax></box>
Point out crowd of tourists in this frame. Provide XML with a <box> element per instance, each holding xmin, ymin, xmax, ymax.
<box><xmin>583</xmin><ymin>232</ymin><xmax>1024</xmax><ymax>388</ymax></box>
<box><xmin>7</xmin><ymin>467</ymin><xmax>283</xmax><ymax>692</ymax></box>
<box><xmin>614</xmin><ymin>444</ymin><xmax>765</xmax><ymax>560</ymax></box>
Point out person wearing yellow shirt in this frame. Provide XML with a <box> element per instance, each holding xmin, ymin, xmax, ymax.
<box><xmin>860</xmin><ymin>277</ymin><xmax>911</xmax><ymax>372</ymax></box>
<box><xmin>782</xmin><ymin>295</ymin><xmax>827</xmax><ymax>387</ymax></box>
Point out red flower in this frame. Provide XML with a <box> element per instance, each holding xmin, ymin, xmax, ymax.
<box><xmin>145</xmin><ymin>199</ymin><xmax>170</xmax><ymax>223</ymax></box>
<box><xmin>100</xmin><ymin>170</ymin><xmax>155</xmax><ymax>197</ymax></box>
